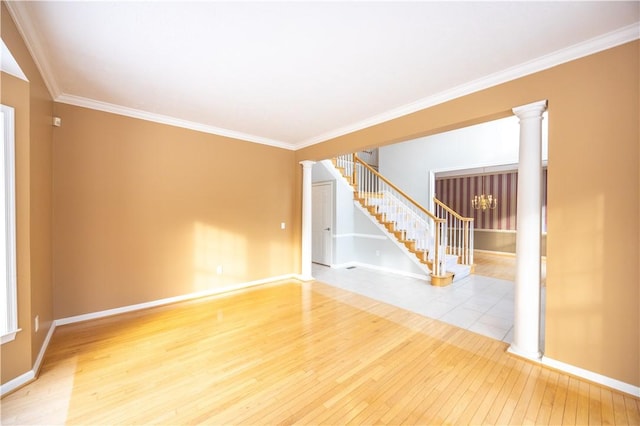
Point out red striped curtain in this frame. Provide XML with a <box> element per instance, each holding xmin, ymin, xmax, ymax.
<box><xmin>435</xmin><ymin>170</ymin><xmax>547</xmax><ymax>231</ymax></box>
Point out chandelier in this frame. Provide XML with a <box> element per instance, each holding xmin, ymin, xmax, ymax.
<box><xmin>471</xmin><ymin>175</ymin><xmax>497</xmax><ymax>211</ymax></box>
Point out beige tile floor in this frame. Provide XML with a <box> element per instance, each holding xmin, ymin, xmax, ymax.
<box><xmin>312</xmin><ymin>253</ymin><xmax>546</xmax><ymax>344</ymax></box>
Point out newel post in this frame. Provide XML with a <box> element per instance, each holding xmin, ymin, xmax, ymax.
<box><xmin>300</xmin><ymin>160</ymin><xmax>316</xmax><ymax>281</ymax></box>
<box><xmin>509</xmin><ymin>100</ymin><xmax>547</xmax><ymax>361</ymax></box>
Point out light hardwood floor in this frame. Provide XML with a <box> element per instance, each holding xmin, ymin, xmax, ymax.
<box><xmin>473</xmin><ymin>250</ymin><xmax>546</xmax><ymax>285</ymax></box>
<box><xmin>2</xmin><ymin>280</ymin><xmax>637</xmax><ymax>425</ymax></box>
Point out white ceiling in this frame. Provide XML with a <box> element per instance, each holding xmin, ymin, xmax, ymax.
<box><xmin>5</xmin><ymin>1</ymin><xmax>639</xmax><ymax>150</ymax></box>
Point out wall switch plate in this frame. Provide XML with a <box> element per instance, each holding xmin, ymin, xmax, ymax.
<box><xmin>34</xmin><ymin>315</ymin><xmax>39</xmax><ymax>332</ymax></box>
<box><xmin>281</xmin><ymin>222</ymin><xmax>286</xmax><ymax>230</ymax></box>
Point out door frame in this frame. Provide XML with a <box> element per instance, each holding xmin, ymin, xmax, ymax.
<box><xmin>311</xmin><ymin>181</ymin><xmax>334</xmax><ymax>266</ymax></box>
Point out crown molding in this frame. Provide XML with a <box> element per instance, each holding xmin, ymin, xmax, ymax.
<box><xmin>6</xmin><ymin>2</ymin><xmax>295</xmax><ymax>150</ymax></box>
<box><xmin>1</xmin><ymin>39</ymin><xmax>28</xmax><ymax>81</ymax></box>
<box><xmin>4</xmin><ymin>1</ymin><xmax>61</xmax><ymax>98</ymax></box>
<box><xmin>55</xmin><ymin>94</ymin><xmax>297</xmax><ymax>150</ymax></box>
<box><xmin>296</xmin><ymin>22</ymin><xmax>640</xmax><ymax>150</ymax></box>
<box><xmin>6</xmin><ymin>0</ymin><xmax>638</xmax><ymax>151</ymax></box>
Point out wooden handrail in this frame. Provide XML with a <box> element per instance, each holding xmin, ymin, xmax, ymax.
<box><xmin>354</xmin><ymin>155</ymin><xmax>443</xmax><ymax>223</ymax></box>
<box><xmin>433</xmin><ymin>197</ymin><xmax>474</xmax><ymax>222</ymax></box>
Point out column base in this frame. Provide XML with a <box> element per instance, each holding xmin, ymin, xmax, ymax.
<box><xmin>430</xmin><ymin>272</ymin><xmax>454</xmax><ymax>287</ymax></box>
<box><xmin>507</xmin><ymin>345</ymin><xmax>542</xmax><ymax>363</ymax></box>
<box><xmin>296</xmin><ymin>274</ymin><xmax>315</xmax><ymax>282</ymax></box>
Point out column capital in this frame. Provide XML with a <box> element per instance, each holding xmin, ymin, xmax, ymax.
<box><xmin>299</xmin><ymin>160</ymin><xmax>316</xmax><ymax>169</ymax></box>
<box><xmin>512</xmin><ymin>100</ymin><xmax>547</xmax><ymax>119</ymax></box>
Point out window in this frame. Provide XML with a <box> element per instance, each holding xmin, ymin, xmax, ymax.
<box><xmin>1</xmin><ymin>104</ymin><xmax>19</xmax><ymax>344</ymax></box>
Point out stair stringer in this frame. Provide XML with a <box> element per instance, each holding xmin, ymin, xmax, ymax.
<box><xmin>320</xmin><ymin>159</ymin><xmax>354</xmax><ymax>191</ymax></box>
<box><xmin>365</xmin><ymin>191</ymin><xmax>434</xmax><ymax>254</ymax></box>
<box><xmin>354</xmin><ymin>196</ymin><xmax>463</xmax><ymax>277</ymax></box>
<box><xmin>356</xmin><ymin>190</ymin><xmax>459</xmax><ymax>277</ymax></box>
<box><xmin>352</xmin><ymin>201</ymin><xmax>433</xmax><ymax>277</ymax></box>
<box><xmin>326</xmin><ymin>159</ymin><xmax>472</xmax><ymax>283</ymax></box>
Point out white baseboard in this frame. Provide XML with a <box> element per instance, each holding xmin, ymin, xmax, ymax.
<box><xmin>541</xmin><ymin>356</ymin><xmax>640</xmax><ymax>398</ymax></box>
<box><xmin>0</xmin><ymin>369</ymin><xmax>35</xmax><ymax>398</ymax></box>
<box><xmin>2</xmin><ymin>273</ymin><xmax>301</xmax><ymax>397</ymax></box>
<box><xmin>474</xmin><ymin>249</ymin><xmax>547</xmax><ymax>261</ymax></box>
<box><xmin>474</xmin><ymin>249</ymin><xmax>517</xmax><ymax>257</ymax></box>
<box><xmin>333</xmin><ymin>232</ymin><xmax>387</xmax><ymax>240</ymax></box>
<box><xmin>56</xmin><ymin>273</ymin><xmax>300</xmax><ymax>326</ymax></box>
<box><xmin>34</xmin><ymin>321</ymin><xmax>57</xmax><ymax>375</ymax></box>
<box><xmin>329</xmin><ymin>261</ymin><xmax>429</xmax><ymax>282</ymax></box>
<box><xmin>5</xmin><ymin>274</ymin><xmax>638</xmax><ymax>399</ymax></box>
<box><xmin>329</xmin><ymin>261</ymin><xmax>358</xmax><ymax>269</ymax></box>
<box><xmin>0</xmin><ymin>322</ymin><xmax>57</xmax><ymax>397</ymax></box>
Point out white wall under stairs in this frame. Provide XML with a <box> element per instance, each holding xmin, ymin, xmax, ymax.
<box><xmin>313</xmin><ymin>160</ymin><xmax>472</xmax><ymax>283</ymax></box>
<box><xmin>353</xmin><ymin>190</ymin><xmax>471</xmax><ymax>283</ymax></box>
<box><xmin>312</xmin><ymin>161</ymin><xmax>426</xmax><ymax>279</ymax></box>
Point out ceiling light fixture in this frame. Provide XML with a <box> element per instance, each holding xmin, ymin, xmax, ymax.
<box><xmin>471</xmin><ymin>175</ymin><xmax>497</xmax><ymax>211</ymax></box>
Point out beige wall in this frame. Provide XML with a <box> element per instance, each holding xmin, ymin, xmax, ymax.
<box><xmin>0</xmin><ymin>73</ymin><xmax>33</xmax><ymax>384</ymax></box>
<box><xmin>26</xmin><ymin>44</ymin><xmax>54</xmax><ymax>369</ymax></box>
<box><xmin>297</xmin><ymin>41</ymin><xmax>640</xmax><ymax>387</ymax></box>
<box><xmin>2</xmin><ymin>0</ymin><xmax>638</xmax><ymax>392</ymax></box>
<box><xmin>52</xmin><ymin>104</ymin><xmax>297</xmax><ymax>319</ymax></box>
<box><xmin>474</xmin><ymin>231</ymin><xmax>546</xmax><ymax>255</ymax></box>
<box><xmin>1</xmin><ymin>1</ymin><xmax>54</xmax><ymax>384</ymax></box>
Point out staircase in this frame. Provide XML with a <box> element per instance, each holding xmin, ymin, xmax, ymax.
<box><xmin>332</xmin><ymin>153</ymin><xmax>474</xmax><ymax>286</ymax></box>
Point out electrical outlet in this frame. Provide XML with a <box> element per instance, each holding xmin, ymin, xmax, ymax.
<box><xmin>376</xmin><ymin>250</ymin><xmax>380</xmax><ymax>257</ymax></box>
<box><xmin>280</xmin><ymin>222</ymin><xmax>286</xmax><ymax>230</ymax></box>
<box><xmin>34</xmin><ymin>315</ymin><xmax>39</xmax><ymax>333</ymax></box>
<box><xmin>216</xmin><ymin>265</ymin><xmax>223</xmax><ymax>275</ymax></box>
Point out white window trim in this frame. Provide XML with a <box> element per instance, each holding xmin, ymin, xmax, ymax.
<box><xmin>1</xmin><ymin>104</ymin><xmax>19</xmax><ymax>344</ymax></box>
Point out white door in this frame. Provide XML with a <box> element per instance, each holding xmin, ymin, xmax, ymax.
<box><xmin>312</xmin><ymin>182</ymin><xmax>333</xmax><ymax>266</ymax></box>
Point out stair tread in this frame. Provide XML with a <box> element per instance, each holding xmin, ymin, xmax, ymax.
<box><xmin>334</xmin><ymin>158</ymin><xmax>472</xmax><ymax>286</ymax></box>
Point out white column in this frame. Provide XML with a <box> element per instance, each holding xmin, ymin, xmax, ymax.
<box><xmin>509</xmin><ymin>100</ymin><xmax>547</xmax><ymax>361</ymax></box>
<box><xmin>299</xmin><ymin>160</ymin><xmax>315</xmax><ymax>281</ymax></box>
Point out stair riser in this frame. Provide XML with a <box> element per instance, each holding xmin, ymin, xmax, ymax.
<box><xmin>332</xmin><ymin>159</ymin><xmax>471</xmax><ymax>286</ymax></box>
<box><xmin>404</xmin><ymin>241</ymin><xmax>416</xmax><ymax>251</ymax></box>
